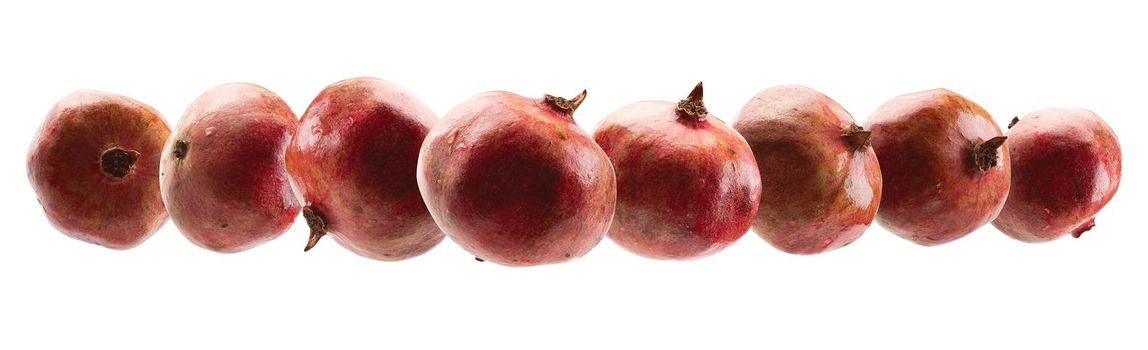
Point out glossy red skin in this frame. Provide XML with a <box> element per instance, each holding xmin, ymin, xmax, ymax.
<box><xmin>286</xmin><ymin>77</ymin><xmax>444</xmax><ymax>260</ymax></box>
<box><xmin>593</xmin><ymin>102</ymin><xmax>760</xmax><ymax>260</ymax></box>
<box><xmin>865</xmin><ymin>89</ymin><xmax>1010</xmax><ymax>246</ymax></box>
<box><xmin>28</xmin><ymin>91</ymin><xmax>170</xmax><ymax>249</ymax></box>
<box><xmin>734</xmin><ymin>85</ymin><xmax>882</xmax><ymax>254</ymax></box>
<box><xmin>160</xmin><ymin>83</ymin><xmax>300</xmax><ymax>253</ymax></box>
<box><xmin>418</xmin><ymin>91</ymin><xmax>615</xmax><ymax>267</ymax></box>
<box><xmin>992</xmin><ymin>108</ymin><xmax>1121</xmax><ymax>242</ymax></box>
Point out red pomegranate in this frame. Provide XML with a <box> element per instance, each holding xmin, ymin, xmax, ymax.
<box><xmin>286</xmin><ymin>77</ymin><xmax>444</xmax><ymax>260</ymax></box>
<box><xmin>28</xmin><ymin>90</ymin><xmax>170</xmax><ymax>249</ymax></box>
<box><xmin>865</xmin><ymin>89</ymin><xmax>1010</xmax><ymax>246</ymax></box>
<box><xmin>733</xmin><ymin>85</ymin><xmax>881</xmax><ymax>254</ymax></box>
<box><xmin>992</xmin><ymin>108</ymin><xmax>1121</xmax><ymax>242</ymax></box>
<box><xmin>417</xmin><ymin>90</ymin><xmax>615</xmax><ymax>266</ymax></box>
<box><xmin>593</xmin><ymin>83</ymin><xmax>760</xmax><ymax>260</ymax></box>
<box><xmin>160</xmin><ymin>83</ymin><xmax>300</xmax><ymax>253</ymax></box>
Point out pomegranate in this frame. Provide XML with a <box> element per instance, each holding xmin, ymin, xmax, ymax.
<box><xmin>417</xmin><ymin>90</ymin><xmax>615</xmax><ymax>266</ymax></box>
<box><xmin>593</xmin><ymin>83</ymin><xmax>760</xmax><ymax>260</ymax></box>
<box><xmin>286</xmin><ymin>77</ymin><xmax>444</xmax><ymax>260</ymax></box>
<box><xmin>733</xmin><ymin>85</ymin><xmax>881</xmax><ymax>254</ymax></box>
<box><xmin>865</xmin><ymin>89</ymin><xmax>1010</xmax><ymax>246</ymax></box>
<box><xmin>28</xmin><ymin>90</ymin><xmax>170</xmax><ymax>249</ymax></box>
<box><xmin>160</xmin><ymin>83</ymin><xmax>300</xmax><ymax>253</ymax></box>
<box><xmin>992</xmin><ymin>108</ymin><xmax>1121</xmax><ymax>242</ymax></box>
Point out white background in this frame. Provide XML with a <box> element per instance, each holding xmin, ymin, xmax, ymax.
<box><xmin>2</xmin><ymin>1</ymin><xmax>1143</xmax><ymax>349</ymax></box>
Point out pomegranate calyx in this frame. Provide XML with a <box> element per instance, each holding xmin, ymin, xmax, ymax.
<box><xmin>1071</xmin><ymin>218</ymin><xmax>1096</xmax><ymax>238</ymax></box>
<box><xmin>100</xmin><ymin>147</ymin><xmax>141</xmax><ymax>178</ymax></box>
<box><xmin>676</xmin><ymin>82</ymin><xmax>708</xmax><ymax>122</ymax></box>
<box><xmin>973</xmin><ymin>136</ymin><xmax>1008</xmax><ymax>171</ymax></box>
<box><xmin>544</xmin><ymin>90</ymin><xmax>588</xmax><ymax>116</ymax></box>
<box><xmin>841</xmin><ymin>123</ymin><xmax>872</xmax><ymax>151</ymax></box>
<box><xmin>172</xmin><ymin>139</ymin><xmax>190</xmax><ymax>160</ymax></box>
<box><xmin>302</xmin><ymin>206</ymin><xmax>327</xmax><ymax>252</ymax></box>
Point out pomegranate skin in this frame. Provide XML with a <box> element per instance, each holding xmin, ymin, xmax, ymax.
<box><xmin>27</xmin><ymin>91</ymin><xmax>171</xmax><ymax>249</ymax></box>
<box><xmin>418</xmin><ymin>90</ymin><xmax>615</xmax><ymax>267</ymax></box>
<box><xmin>992</xmin><ymin>108</ymin><xmax>1121</xmax><ymax>242</ymax></box>
<box><xmin>160</xmin><ymin>83</ymin><xmax>300</xmax><ymax>253</ymax></box>
<box><xmin>286</xmin><ymin>77</ymin><xmax>444</xmax><ymax>261</ymax></box>
<box><xmin>733</xmin><ymin>85</ymin><xmax>882</xmax><ymax>254</ymax></box>
<box><xmin>865</xmin><ymin>89</ymin><xmax>1010</xmax><ymax>246</ymax></box>
<box><xmin>593</xmin><ymin>83</ymin><xmax>760</xmax><ymax>260</ymax></box>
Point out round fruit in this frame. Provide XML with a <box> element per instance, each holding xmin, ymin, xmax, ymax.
<box><xmin>28</xmin><ymin>90</ymin><xmax>171</xmax><ymax>249</ymax></box>
<box><xmin>418</xmin><ymin>90</ymin><xmax>615</xmax><ymax>266</ymax></box>
<box><xmin>734</xmin><ymin>85</ymin><xmax>881</xmax><ymax>254</ymax></box>
<box><xmin>160</xmin><ymin>83</ymin><xmax>300</xmax><ymax>253</ymax></box>
<box><xmin>865</xmin><ymin>88</ymin><xmax>1010</xmax><ymax>246</ymax></box>
<box><xmin>593</xmin><ymin>83</ymin><xmax>760</xmax><ymax>260</ymax></box>
<box><xmin>286</xmin><ymin>77</ymin><xmax>444</xmax><ymax>260</ymax></box>
<box><xmin>992</xmin><ymin>108</ymin><xmax>1121</xmax><ymax>242</ymax></box>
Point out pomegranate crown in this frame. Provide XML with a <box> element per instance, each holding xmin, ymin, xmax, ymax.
<box><xmin>676</xmin><ymin>82</ymin><xmax>708</xmax><ymax>121</ymax></box>
<box><xmin>544</xmin><ymin>90</ymin><xmax>588</xmax><ymax>116</ymax></box>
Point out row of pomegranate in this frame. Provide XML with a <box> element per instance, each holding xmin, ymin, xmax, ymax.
<box><xmin>27</xmin><ymin>78</ymin><xmax>1122</xmax><ymax>266</ymax></box>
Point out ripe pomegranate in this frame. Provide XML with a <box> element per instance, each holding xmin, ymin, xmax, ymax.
<box><xmin>28</xmin><ymin>90</ymin><xmax>171</xmax><ymax>249</ymax></box>
<box><xmin>593</xmin><ymin>83</ymin><xmax>760</xmax><ymax>260</ymax></box>
<box><xmin>160</xmin><ymin>83</ymin><xmax>300</xmax><ymax>253</ymax></box>
<box><xmin>865</xmin><ymin>89</ymin><xmax>1010</xmax><ymax>246</ymax></box>
<box><xmin>286</xmin><ymin>77</ymin><xmax>444</xmax><ymax>260</ymax></box>
<box><xmin>733</xmin><ymin>85</ymin><xmax>882</xmax><ymax>254</ymax></box>
<box><xmin>992</xmin><ymin>108</ymin><xmax>1121</xmax><ymax>242</ymax></box>
<box><xmin>418</xmin><ymin>90</ymin><xmax>615</xmax><ymax>266</ymax></box>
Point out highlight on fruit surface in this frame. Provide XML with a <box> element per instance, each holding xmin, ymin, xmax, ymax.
<box><xmin>593</xmin><ymin>82</ymin><xmax>761</xmax><ymax>260</ymax></box>
<box><xmin>417</xmin><ymin>89</ymin><xmax>616</xmax><ymax>267</ymax></box>
<box><xmin>733</xmin><ymin>85</ymin><xmax>882</xmax><ymax>254</ymax></box>
<box><xmin>28</xmin><ymin>90</ymin><xmax>171</xmax><ymax>249</ymax></box>
<box><xmin>992</xmin><ymin>108</ymin><xmax>1121</xmax><ymax>242</ymax></box>
<box><xmin>160</xmin><ymin>83</ymin><xmax>301</xmax><ymax>253</ymax></box>
<box><xmin>285</xmin><ymin>77</ymin><xmax>445</xmax><ymax>261</ymax></box>
<box><xmin>864</xmin><ymin>88</ymin><xmax>1010</xmax><ymax>246</ymax></box>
